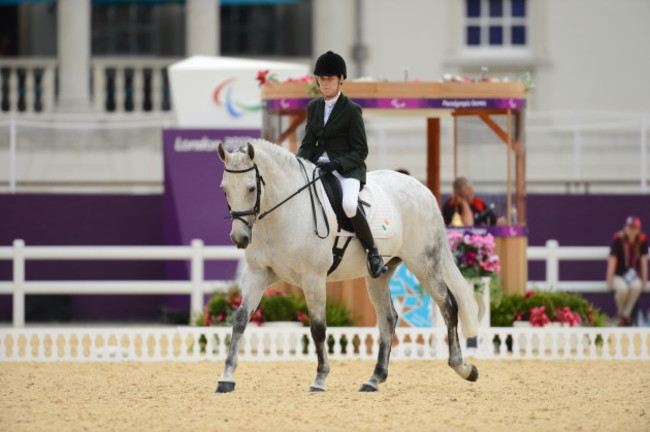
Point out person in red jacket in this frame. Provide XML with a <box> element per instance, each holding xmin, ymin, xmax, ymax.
<box><xmin>442</xmin><ymin>177</ymin><xmax>498</xmax><ymax>226</ymax></box>
<box><xmin>606</xmin><ymin>216</ymin><xmax>648</xmax><ymax>326</ymax></box>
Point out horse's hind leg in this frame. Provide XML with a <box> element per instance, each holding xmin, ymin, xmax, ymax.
<box><xmin>359</xmin><ymin>259</ymin><xmax>400</xmax><ymax>392</ymax></box>
<box><xmin>438</xmin><ymin>285</ymin><xmax>478</xmax><ymax>381</ymax></box>
<box><xmin>216</xmin><ymin>267</ymin><xmax>276</xmax><ymax>393</ymax></box>
<box><xmin>407</xmin><ymin>261</ymin><xmax>478</xmax><ymax>382</ymax></box>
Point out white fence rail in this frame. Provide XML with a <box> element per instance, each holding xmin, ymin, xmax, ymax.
<box><xmin>1</xmin><ymin>326</ymin><xmax>648</xmax><ymax>362</ymax></box>
<box><xmin>0</xmin><ymin>238</ymin><xmax>644</xmax><ymax>329</ymax></box>
<box><xmin>527</xmin><ymin>239</ymin><xmax>612</xmax><ymax>292</ymax></box>
<box><xmin>0</xmin><ymin>239</ymin><xmax>244</xmax><ymax>327</ymax></box>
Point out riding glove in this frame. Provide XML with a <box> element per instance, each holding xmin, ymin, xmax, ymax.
<box><xmin>317</xmin><ymin>160</ymin><xmax>340</xmax><ymax>174</ymax></box>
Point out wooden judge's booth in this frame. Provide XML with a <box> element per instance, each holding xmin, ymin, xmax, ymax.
<box><xmin>261</xmin><ymin>81</ymin><xmax>527</xmax><ymax>326</ymax></box>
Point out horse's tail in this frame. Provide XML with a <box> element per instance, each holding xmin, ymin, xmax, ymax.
<box><xmin>440</xmin><ymin>230</ymin><xmax>479</xmax><ymax>338</ymax></box>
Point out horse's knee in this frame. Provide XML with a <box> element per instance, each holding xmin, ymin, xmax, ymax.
<box><xmin>310</xmin><ymin>321</ymin><xmax>326</xmax><ymax>344</ymax></box>
<box><xmin>232</xmin><ymin>307</ymin><xmax>249</xmax><ymax>332</ymax></box>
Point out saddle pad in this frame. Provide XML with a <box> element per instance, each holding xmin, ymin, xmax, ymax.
<box><xmin>335</xmin><ymin>181</ymin><xmax>395</xmax><ymax>239</ymax></box>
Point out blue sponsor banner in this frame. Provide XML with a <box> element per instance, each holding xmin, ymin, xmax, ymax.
<box><xmin>389</xmin><ymin>264</ymin><xmax>435</xmax><ymax>328</ymax></box>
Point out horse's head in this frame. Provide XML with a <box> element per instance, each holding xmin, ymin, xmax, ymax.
<box><xmin>217</xmin><ymin>142</ymin><xmax>264</xmax><ymax>249</ymax></box>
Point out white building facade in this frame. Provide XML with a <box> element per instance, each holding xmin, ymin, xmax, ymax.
<box><xmin>1</xmin><ymin>0</ymin><xmax>649</xmax><ymax>193</ymax></box>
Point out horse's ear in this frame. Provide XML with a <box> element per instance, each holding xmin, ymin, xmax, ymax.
<box><xmin>246</xmin><ymin>142</ymin><xmax>255</xmax><ymax>160</ymax></box>
<box><xmin>217</xmin><ymin>143</ymin><xmax>227</xmax><ymax>162</ymax></box>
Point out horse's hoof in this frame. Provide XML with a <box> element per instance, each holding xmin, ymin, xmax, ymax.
<box><xmin>308</xmin><ymin>386</ymin><xmax>325</xmax><ymax>392</ymax></box>
<box><xmin>216</xmin><ymin>381</ymin><xmax>235</xmax><ymax>393</ymax></box>
<box><xmin>359</xmin><ymin>384</ymin><xmax>378</xmax><ymax>392</ymax></box>
<box><xmin>466</xmin><ymin>366</ymin><xmax>479</xmax><ymax>382</ymax></box>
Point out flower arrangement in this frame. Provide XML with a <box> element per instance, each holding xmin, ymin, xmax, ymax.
<box><xmin>196</xmin><ymin>287</ymin><xmax>306</xmax><ymax>327</ymax></box>
<box><xmin>195</xmin><ymin>286</ymin><xmax>354</xmax><ymax>327</ymax></box>
<box><xmin>256</xmin><ymin>70</ymin><xmax>320</xmax><ymax>96</ymax></box>
<box><xmin>447</xmin><ymin>231</ymin><xmax>501</xmax><ymax>279</ymax></box>
<box><xmin>491</xmin><ymin>290</ymin><xmax>608</xmax><ymax>327</ymax></box>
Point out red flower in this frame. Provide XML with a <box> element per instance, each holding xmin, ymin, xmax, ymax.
<box><xmin>296</xmin><ymin>310</ymin><xmax>309</xmax><ymax>325</ymax></box>
<box><xmin>256</xmin><ymin>70</ymin><xmax>270</xmax><ymax>86</ymax></box>
<box><xmin>465</xmin><ymin>251</ymin><xmax>477</xmax><ymax>266</ymax></box>
<box><xmin>250</xmin><ymin>309</ymin><xmax>263</xmax><ymax>325</ymax></box>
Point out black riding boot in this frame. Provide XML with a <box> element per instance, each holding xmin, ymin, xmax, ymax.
<box><xmin>350</xmin><ymin>212</ymin><xmax>388</xmax><ymax>278</ymax></box>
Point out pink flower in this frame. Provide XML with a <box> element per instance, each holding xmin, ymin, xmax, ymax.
<box><xmin>250</xmin><ymin>309</ymin><xmax>263</xmax><ymax>325</ymax></box>
<box><xmin>555</xmin><ymin>307</ymin><xmax>582</xmax><ymax>327</ymax></box>
<box><xmin>525</xmin><ymin>290</ymin><xmax>535</xmax><ymax>298</ymax></box>
<box><xmin>530</xmin><ymin>306</ymin><xmax>550</xmax><ymax>327</ymax></box>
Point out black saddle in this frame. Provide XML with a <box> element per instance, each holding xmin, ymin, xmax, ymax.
<box><xmin>319</xmin><ymin>173</ymin><xmax>367</xmax><ymax>232</ymax></box>
<box><xmin>319</xmin><ymin>173</ymin><xmax>369</xmax><ymax>275</ymax></box>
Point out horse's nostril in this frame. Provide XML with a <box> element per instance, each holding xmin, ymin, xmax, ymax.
<box><xmin>232</xmin><ymin>234</ymin><xmax>249</xmax><ymax>249</ymax></box>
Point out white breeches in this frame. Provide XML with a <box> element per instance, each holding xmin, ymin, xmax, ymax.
<box><xmin>318</xmin><ymin>154</ymin><xmax>360</xmax><ymax>218</ymax></box>
<box><xmin>332</xmin><ymin>171</ymin><xmax>360</xmax><ymax>218</ymax></box>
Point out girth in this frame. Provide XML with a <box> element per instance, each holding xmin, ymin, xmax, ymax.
<box><xmin>320</xmin><ymin>173</ymin><xmax>369</xmax><ymax>275</ymax></box>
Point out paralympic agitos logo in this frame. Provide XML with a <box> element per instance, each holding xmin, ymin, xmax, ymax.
<box><xmin>212</xmin><ymin>77</ymin><xmax>261</xmax><ymax>118</ymax></box>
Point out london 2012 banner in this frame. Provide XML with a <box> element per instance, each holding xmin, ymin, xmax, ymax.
<box><xmin>162</xmin><ymin>129</ymin><xmax>260</xmax><ymax>308</ymax></box>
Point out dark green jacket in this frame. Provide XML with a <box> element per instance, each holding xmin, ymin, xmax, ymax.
<box><xmin>297</xmin><ymin>93</ymin><xmax>368</xmax><ymax>183</ymax></box>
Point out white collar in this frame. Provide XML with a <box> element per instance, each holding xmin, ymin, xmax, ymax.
<box><xmin>324</xmin><ymin>92</ymin><xmax>341</xmax><ymax>108</ymax></box>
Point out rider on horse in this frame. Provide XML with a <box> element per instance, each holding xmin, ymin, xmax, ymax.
<box><xmin>297</xmin><ymin>51</ymin><xmax>388</xmax><ymax>278</ymax></box>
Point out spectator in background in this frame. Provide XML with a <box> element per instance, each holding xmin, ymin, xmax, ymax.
<box><xmin>606</xmin><ymin>216</ymin><xmax>648</xmax><ymax>326</ymax></box>
<box><xmin>442</xmin><ymin>177</ymin><xmax>499</xmax><ymax>226</ymax></box>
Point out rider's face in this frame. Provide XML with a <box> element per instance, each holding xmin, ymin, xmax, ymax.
<box><xmin>317</xmin><ymin>75</ymin><xmax>342</xmax><ymax>99</ymax></box>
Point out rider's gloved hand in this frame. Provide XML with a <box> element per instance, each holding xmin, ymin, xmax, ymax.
<box><xmin>317</xmin><ymin>160</ymin><xmax>340</xmax><ymax>174</ymax></box>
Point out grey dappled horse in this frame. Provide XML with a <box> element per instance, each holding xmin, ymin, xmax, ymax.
<box><xmin>216</xmin><ymin>139</ymin><xmax>479</xmax><ymax>393</ymax></box>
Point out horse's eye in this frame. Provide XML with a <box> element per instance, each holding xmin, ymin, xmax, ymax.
<box><xmin>248</xmin><ymin>186</ymin><xmax>256</xmax><ymax>193</ymax></box>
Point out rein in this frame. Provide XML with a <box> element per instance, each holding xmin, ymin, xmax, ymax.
<box><xmin>224</xmin><ymin>159</ymin><xmax>330</xmax><ymax>238</ymax></box>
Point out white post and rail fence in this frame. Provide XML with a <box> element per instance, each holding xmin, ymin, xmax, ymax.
<box><xmin>1</xmin><ymin>239</ymin><xmax>649</xmax><ymax>362</ymax></box>
<box><xmin>1</xmin><ymin>238</ymin><xmax>645</xmax><ymax>328</ymax></box>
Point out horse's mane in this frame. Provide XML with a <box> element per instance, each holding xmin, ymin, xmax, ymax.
<box><xmin>229</xmin><ymin>138</ymin><xmax>303</xmax><ymax>171</ymax></box>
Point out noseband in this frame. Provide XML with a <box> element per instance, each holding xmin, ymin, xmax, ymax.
<box><xmin>223</xmin><ymin>164</ymin><xmax>265</xmax><ymax>228</ymax></box>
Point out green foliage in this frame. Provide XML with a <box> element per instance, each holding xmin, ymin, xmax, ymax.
<box><xmin>325</xmin><ymin>301</ymin><xmax>355</xmax><ymax>327</ymax></box>
<box><xmin>259</xmin><ymin>294</ymin><xmax>300</xmax><ymax>322</ymax></box>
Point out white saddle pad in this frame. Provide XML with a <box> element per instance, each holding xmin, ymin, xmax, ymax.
<box><xmin>336</xmin><ymin>181</ymin><xmax>395</xmax><ymax>239</ymax></box>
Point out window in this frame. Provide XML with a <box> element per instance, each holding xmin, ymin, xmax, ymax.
<box><xmin>464</xmin><ymin>0</ymin><xmax>528</xmax><ymax>50</ymax></box>
<box><xmin>220</xmin><ymin>2</ymin><xmax>311</xmax><ymax>56</ymax></box>
<box><xmin>92</xmin><ymin>4</ymin><xmax>185</xmax><ymax>56</ymax></box>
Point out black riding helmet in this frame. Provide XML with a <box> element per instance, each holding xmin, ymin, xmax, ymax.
<box><xmin>313</xmin><ymin>51</ymin><xmax>347</xmax><ymax>79</ymax></box>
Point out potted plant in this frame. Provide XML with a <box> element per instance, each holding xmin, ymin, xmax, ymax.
<box><xmin>490</xmin><ymin>290</ymin><xmax>608</xmax><ymax>327</ymax></box>
<box><xmin>447</xmin><ymin>231</ymin><xmax>503</xmax><ymax>322</ymax></box>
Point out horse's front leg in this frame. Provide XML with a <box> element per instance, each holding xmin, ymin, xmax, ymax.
<box><xmin>359</xmin><ymin>263</ymin><xmax>399</xmax><ymax>392</ymax></box>
<box><xmin>301</xmin><ymin>275</ymin><xmax>329</xmax><ymax>392</ymax></box>
<box><xmin>216</xmin><ymin>267</ymin><xmax>276</xmax><ymax>393</ymax></box>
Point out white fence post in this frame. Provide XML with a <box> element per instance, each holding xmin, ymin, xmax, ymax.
<box><xmin>12</xmin><ymin>239</ymin><xmax>26</xmax><ymax>327</ymax></box>
<box><xmin>190</xmin><ymin>239</ymin><xmax>204</xmax><ymax>319</ymax></box>
<box><xmin>546</xmin><ymin>239</ymin><xmax>559</xmax><ymax>290</ymax></box>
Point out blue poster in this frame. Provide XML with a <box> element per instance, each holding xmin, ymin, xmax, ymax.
<box><xmin>389</xmin><ymin>264</ymin><xmax>436</xmax><ymax>327</ymax></box>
